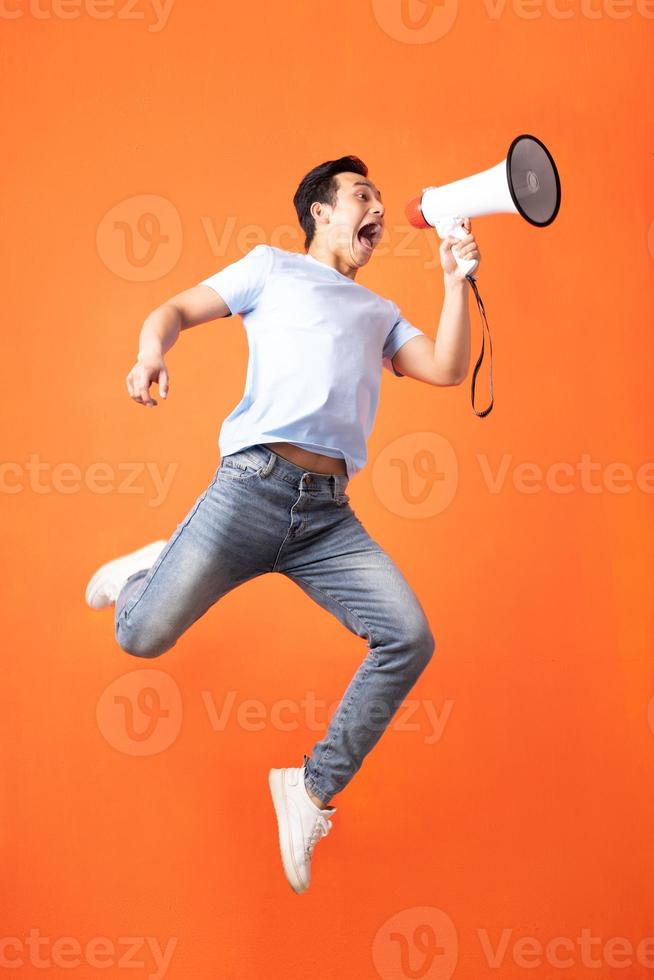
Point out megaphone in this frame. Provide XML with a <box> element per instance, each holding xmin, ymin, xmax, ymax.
<box><xmin>405</xmin><ymin>134</ymin><xmax>562</xmax><ymax>418</ymax></box>
<box><xmin>406</xmin><ymin>133</ymin><xmax>561</xmax><ymax>278</ymax></box>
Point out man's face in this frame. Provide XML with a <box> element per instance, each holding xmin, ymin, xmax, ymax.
<box><xmin>314</xmin><ymin>171</ymin><xmax>385</xmax><ymax>268</ymax></box>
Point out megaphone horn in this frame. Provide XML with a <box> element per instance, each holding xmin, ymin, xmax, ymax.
<box><xmin>406</xmin><ymin>134</ymin><xmax>561</xmax><ymax>278</ymax></box>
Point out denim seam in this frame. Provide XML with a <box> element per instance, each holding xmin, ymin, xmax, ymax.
<box><xmin>122</xmin><ymin>469</ymin><xmax>219</xmax><ymax>623</ymax></box>
<box><xmin>270</xmin><ymin>489</ymin><xmax>303</xmax><ymax>572</ymax></box>
<box><xmin>303</xmin><ymin>769</ymin><xmax>333</xmax><ymax>806</ymax></box>
<box><xmin>291</xmin><ymin>575</ymin><xmax>380</xmax><ymax>794</ymax></box>
<box><xmin>218</xmin><ymin>463</ymin><xmax>265</xmax><ymax>482</ymax></box>
<box><xmin>304</xmin><ymin>785</ymin><xmax>328</xmax><ymax>807</ymax></box>
<box><xmin>306</xmin><ymin>657</ymin><xmax>375</xmax><ymax>795</ymax></box>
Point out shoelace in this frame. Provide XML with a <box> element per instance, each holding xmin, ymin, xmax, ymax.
<box><xmin>305</xmin><ymin>813</ymin><xmax>333</xmax><ymax>857</ymax></box>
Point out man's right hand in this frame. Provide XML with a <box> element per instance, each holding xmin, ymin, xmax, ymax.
<box><xmin>126</xmin><ymin>351</ymin><xmax>169</xmax><ymax>407</ymax></box>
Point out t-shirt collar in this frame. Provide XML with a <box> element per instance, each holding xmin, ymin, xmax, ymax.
<box><xmin>303</xmin><ymin>252</ymin><xmax>355</xmax><ymax>284</ymax></box>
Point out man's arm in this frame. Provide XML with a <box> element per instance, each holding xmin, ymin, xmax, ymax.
<box><xmin>391</xmin><ymin>221</ymin><xmax>480</xmax><ymax>386</ymax></box>
<box><xmin>127</xmin><ymin>285</ymin><xmax>231</xmax><ymax>407</ymax></box>
<box><xmin>137</xmin><ymin>285</ymin><xmax>232</xmax><ymax>359</ymax></box>
<box><xmin>390</xmin><ymin>277</ymin><xmax>471</xmax><ymax>386</ymax></box>
<box><xmin>129</xmin><ymin>244</ymin><xmax>271</xmax><ymax>406</ymax></box>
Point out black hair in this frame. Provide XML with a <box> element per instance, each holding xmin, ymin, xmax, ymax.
<box><xmin>292</xmin><ymin>154</ymin><xmax>368</xmax><ymax>251</ymax></box>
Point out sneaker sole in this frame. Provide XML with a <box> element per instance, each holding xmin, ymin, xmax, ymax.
<box><xmin>268</xmin><ymin>768</ymin><xmax>306</xmax><ymax>895</ymax></box>
<box><xmin>85</xmin><ymin>540</ymin><xmax>167</xmax><ymax>610</ymax></box>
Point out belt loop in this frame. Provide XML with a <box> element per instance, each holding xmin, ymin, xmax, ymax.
<box><xmin>329</xmin><ymin>474</ymin><xmax>336</xmax><ymax>500</ymax></box>
<box><xmin>259</xmin><ymin>448</ymin><xmax>277</xmax><ymax>479</ymax></box>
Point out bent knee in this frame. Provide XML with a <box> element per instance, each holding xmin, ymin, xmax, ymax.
<box><xmin>115</xmin><ymin>622</ymin><xmax>173</xmax><ymax>659</ymax></box>
<box><xmin>118</xmin><ymin>637</ymin><xmax>171</xmax><ymax>659</ymax></box>
<box><xmin>409</xmin><ymin>622</ymin><xmax>436</xmax><ymax>666</ymax></box>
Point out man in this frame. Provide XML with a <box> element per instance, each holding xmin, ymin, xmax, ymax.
<box><xmin>85</xmin><ymin>154</ymin><xmax>480</xmax><ymax>894</ymax></box>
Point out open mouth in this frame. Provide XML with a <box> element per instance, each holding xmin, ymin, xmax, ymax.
<box><xmin>356</xmin><ymin>222</ymin><xmax>383</xmax><ymax>252</ymax></box>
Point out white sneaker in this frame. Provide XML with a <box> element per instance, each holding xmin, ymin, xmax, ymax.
<box><xmin>268</xmin><ymin>764</ymin><xmax>336</xmax><ymax>894</ymax></box>
<box><xmin>85</xmin><ymin>540</ymin><xmax>168</xmax><ymax>610</ymax></box>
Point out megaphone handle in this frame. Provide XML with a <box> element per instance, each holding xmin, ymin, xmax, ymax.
<box><xmin>434</xmin><ymin>217</ymin><xmax>479</xmax><ymax>277</ymax></box>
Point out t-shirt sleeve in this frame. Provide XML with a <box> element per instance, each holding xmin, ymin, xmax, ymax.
<box><xmin>382</xmin><ymin>304</ymin><xmax>426</xmax><ymax>377</ymax></box>
<box><xmin>198</xmin><ymin>243</ymin><xmax>273</xmax><ymax>316</ymax></box>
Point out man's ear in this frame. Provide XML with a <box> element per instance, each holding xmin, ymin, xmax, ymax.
<box><xmin>311</xmin><ymin>201</ymin><xmax>329</xmax><ymax>225</ymax></box>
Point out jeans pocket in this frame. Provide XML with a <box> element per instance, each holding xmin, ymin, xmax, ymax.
<box><xmin>219</xmin><ymin>451</ymin><xmax>266</xmax><ymax>481</ymax></box>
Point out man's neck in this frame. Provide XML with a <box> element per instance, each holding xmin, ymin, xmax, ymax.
<box><xmin>306</xmin><ymin>245</ymin><xmax>358</xmax><ymax>281</ymax></box>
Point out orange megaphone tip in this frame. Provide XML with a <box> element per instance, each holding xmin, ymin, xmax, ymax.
<box><xmin>405</xmin><ymin>194</ymin><xmax>430</xmax><ymax>229</ymax></box>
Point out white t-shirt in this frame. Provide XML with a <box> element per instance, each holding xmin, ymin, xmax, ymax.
<box><xmin>199</xmin><ymin>244</ymin><xmax>425</xmax><ymax>480</ymax></box>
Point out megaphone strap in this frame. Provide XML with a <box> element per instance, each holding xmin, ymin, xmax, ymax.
<box><xmin>466</xmin><ymin>274</ymin><xmax>494</xmax><ymax>418</ymax></box>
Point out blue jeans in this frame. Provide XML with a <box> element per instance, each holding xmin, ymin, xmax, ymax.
<box><xmin>114</xmin><ymin>444</ymin><xmax>435</xmax><ymax>805</ymax></box>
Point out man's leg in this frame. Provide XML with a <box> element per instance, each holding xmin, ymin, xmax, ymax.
<box><xmin>276</xmin><ymin>506</ymin><xmax>436</xmax><ymax>806</ymax></box>
<box><xmin>114</xmin><ymin>457</ymin><xmax>282</xmax><ymax>659</ymax></box>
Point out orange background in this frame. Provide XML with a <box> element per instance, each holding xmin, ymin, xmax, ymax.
<box><xmin>3</xmin><ymin>1</ymin><xmax>654</xmax><ymax>978</ymax></box>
